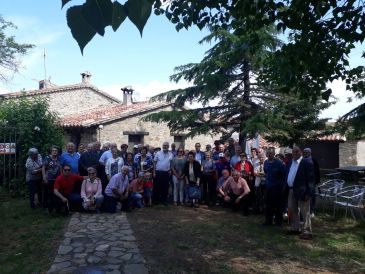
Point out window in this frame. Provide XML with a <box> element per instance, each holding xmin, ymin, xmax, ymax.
<box><xmin>128</xmin><ymin>134</ymin><xmax>144</xmax><ymax>148</ymax></box>
<box><xmin>174</xmin><ymin>135</ymin><xmax>185</xmax><ymax>148</ymax></box>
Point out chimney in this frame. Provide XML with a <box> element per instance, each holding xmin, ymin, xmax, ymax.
<box><xmin>81</xmin><ymin>71</ymin><xmax>92</xmax><ymax>84</ymax></box>
<box><xmin>39</xmin><ymin>80</ymin><xmax>46</xmax><ymax>90</ymax></box>
<box><xmin>121</xmin><ymin>86</ymin><xmax>133</xmax><ymax>106</ymax></box>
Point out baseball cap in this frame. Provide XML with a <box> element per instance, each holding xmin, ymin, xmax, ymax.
<box><xmin>219</xmin><ymin>152</ymin><xmax>225</xmax><ymax>158</ymax></box>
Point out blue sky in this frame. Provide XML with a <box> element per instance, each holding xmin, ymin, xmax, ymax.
<box><xmin>0</xmin><ymin>0</ymin><xmax>364</xmax><ymax>120</ymax></box>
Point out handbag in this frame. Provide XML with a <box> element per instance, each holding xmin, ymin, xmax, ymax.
<box><xmin>188</xmin><ymin>185</ymin><xmax>201</xmax><ymax>200</ymax></box>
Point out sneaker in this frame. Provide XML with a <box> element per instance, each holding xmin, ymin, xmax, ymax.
<box><xmin>310</xmin><ymin>213</ymin><xmax>315</xmax><ymax>218</ymax></box>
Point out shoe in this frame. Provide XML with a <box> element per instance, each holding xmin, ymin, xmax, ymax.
<box><xmin>299</xmin><ymin>233</ymin><xmax>313</xmax><ymax>240</ymax></box>
<box><xmin>286</xmin><ymin>229</ymin><xmax>301</xmax><ymax>235</ymax></box>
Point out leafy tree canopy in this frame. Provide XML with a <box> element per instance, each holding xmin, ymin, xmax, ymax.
<box><xmin>143</xmin><ymin>25</ymin><xmax>332</xmax><ymax>146</ymax></box>
<box><xmin>0</xmin><ymin>16</ymin><xmax>34</xmax><ymax>83</ymax></box>
<box><xmin>62</xmin><ymin>0</ymin><xmax>365</xmax><ymax>135</ymax></box>
<box><xmin>0</xmin><ymin>96</ymin><xmax>64</xmax><ymax>157</ymax></box>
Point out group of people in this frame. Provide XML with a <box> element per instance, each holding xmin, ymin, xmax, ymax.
<box><xmin>25</xmin><ymin>138</ymin><xmax>320</xmax><ymax>239</ymax></box>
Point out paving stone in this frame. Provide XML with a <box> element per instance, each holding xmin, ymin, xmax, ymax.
<box><xmin>48</xmin><ymin>213</ymin><xmax>148</xmax><ymax>273</ymax></box>
<box><xmin>48</xmin><ymin>261</ymin><xmax>71</xmax><ymax>273</ymax></box>
<box><xmin>102</xmin><ymin>264</ymin><xmax>120</xmax><ymax>271</ymax></box>
<box><xmin>106</xmin><ymin>270</ymin><xmax>122</xmax><ymax>274</ymax></box>
<box><xmin>58</xmin><ymin>245</ymin><xmax>73</xmax><ymax>255</ymax></box>
<box><xmin>74</xmin><ymin>253</ymin><xmax>88</xmax><ymax>259</ymax></box>
<box><xmin>120</xmin><ymin>253</ymin><xmax>133</xmax><ymax>261</ymax></box>
<box><xmin>124</xmin><ymin>264</ymin><xmax>148</xmax><ymax>274</ymax></box>
<box><xmin>87</xmin><ymin>255</ymin><xmax>102</xmax><ymax>264</ymax></box>
<box><xmin>74</xmin><ymin>246</ymin><xmax>84</xmax><ymax>253</ymax></box>
<box><xmin>108</xmin><ymin>250</ymin><xmax>124</xmax><ymax>258</ymax></box>
<box><xmin>95</xmin><ymin>244</ymin><xmax>110</xmax><ymax>251</ymax></box>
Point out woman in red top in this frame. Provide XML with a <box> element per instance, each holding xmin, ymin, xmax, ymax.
<box><xmin>234</xmin><ymin>153</ymin><xmax>254</xmax><ymax>187</ymax></box>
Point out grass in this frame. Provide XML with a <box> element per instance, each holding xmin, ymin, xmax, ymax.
<box><xmin>0</xmin><ymin>191</ymin><xmax>68</xmax><ymax>274</ymax></box>
<box><xmin>128</xmin><ymin>205</ymin><xmax>365</xmax><ymax>274</ymax></box>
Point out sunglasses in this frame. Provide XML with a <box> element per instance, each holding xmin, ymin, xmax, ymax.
<box><xmin>64</xmin><ymin>169</ymin><xmax>71</xmax><ymax>172</ymax></box>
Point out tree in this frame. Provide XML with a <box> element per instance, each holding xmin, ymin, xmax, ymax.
<box><xmin>0</xmin><ymin>16</ymin><xmax>33</xmax><ymax>82</ymax></box>
<box><xmin>62</xmin><ymin>0</ymin><xmax>365</xmax><ymax>135</ymax></box>
<box><xmin>143</xmin><ymin>25</ymin><xmax>332</xmax><ymax>147</ymax></box>
<box><xmin>0</xmin><ymin>96</ymin><xmax>64</xmax><ymax>157</ymax></box>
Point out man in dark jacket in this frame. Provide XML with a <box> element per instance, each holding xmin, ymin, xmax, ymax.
<box><xmin>303</xmin><ymin>147</ymin><xmax>320</xmax><ymax>217</ymax></box>
<box><xmin>286</xmin><ymin>146</ymin><xmax>315</xmax><ymax>240</ymax></box>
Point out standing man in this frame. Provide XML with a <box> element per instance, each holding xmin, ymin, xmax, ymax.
<box><xmin>60</xmin><ymin>142</ymin><xmax>80</xmax><ymax>174</ymax></box>
<box><xmin>170</xmin><ymin>143</ymin><xmax>177</xmax><ymax>157</ymax></box>
<box><xmin>303</xmin><ymin>148</ymin><xmax>320</xmax><ymax>217</ymax></box>
<box><xmin>263</xmin><ymin>148</ymin><xmax>286</xmax><ymax>226</ymax></box>
<box><xmin>119</xmin><ymin>144</ymin><xmax>128</xmax><ymax>163</ymax></box>
<box><xmin>194</xmin><ymin>143</ymin><xmax>205</xmax><ymax>165</ymax></box>
<box><xmin>286</xmin><ymin>146</ymin><xmax>315</xmax><ymax>239</ymax></box>
<box><xmin>79</xmin><ymin>143</ymin><xmax>99</xmax><ymax>176</ymax></box>
<box><xmin>230</xmin><ymin>146</ymin><xmax>242</xmax><ymax>168</ymax></box>
<box><xmin>226</xmin><ymin>138</ymin><xmax>236</xmax><ymax>158</ymax></box>
<box><xmin>153</xmin><ymin>141</ymin><xmax>173</xmax><ymax>205</ymax></box>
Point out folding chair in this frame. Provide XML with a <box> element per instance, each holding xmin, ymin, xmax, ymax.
<box><xmin>333</xmin><ymin>185</ymin><xmax>365</xmax><ymax>220</ymax></box>
<box><xmin>316</xmin><ymin>179</ymin><xmax>345</xmax><ymax>211</ymax></box>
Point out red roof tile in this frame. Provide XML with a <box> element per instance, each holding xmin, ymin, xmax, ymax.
<box><xmin>59</xmin><ymin>101</ymin><xmax>170</xmax><ymax>128</ymax></box>
<box><xmin>317</xmin><ymin>133</ymin><xmax>346</xmax><ymax>142</ymax></box>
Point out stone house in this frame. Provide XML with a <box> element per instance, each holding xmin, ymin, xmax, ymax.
<box><xmin>2</xmin><ymin>72</ymin><xmax>218</xmax><ymax>149</ymax></box>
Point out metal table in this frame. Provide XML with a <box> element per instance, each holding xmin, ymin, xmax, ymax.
<box><xmin>336</xmin><ymin>166</ymin><xmax>365</xmax><ymax>182</ymax></box>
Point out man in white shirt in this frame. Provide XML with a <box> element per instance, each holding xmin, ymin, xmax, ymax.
<box><xmin>286</xmin><ymin>146</ymin><xmax>315</xmax><ymax>239</ymax></box>
<box><xmin>153</xmin><ymin>141</ymin><xmax>173</xmax><ymax>205</ymax></box>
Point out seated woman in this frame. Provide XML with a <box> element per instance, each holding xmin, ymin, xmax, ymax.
<box><xmin>222</xmin><ymin>170</ymin><xmax>250</xmax><ymax>215</ymax></box>
<box><xmin>184</xmin><ymin>151</ymin><xmax>202</xmax><ymax>207</ymax></box>
<box><xmin>81</xmin><ymin>167</ymin><xmax>104</xmax><ymax>212</ymax></box>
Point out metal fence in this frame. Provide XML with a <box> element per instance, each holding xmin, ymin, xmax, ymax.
<box><xmin>0</xmin><ymin>126</ymin><xmax>20</xmax><ymax>188</ymax></box>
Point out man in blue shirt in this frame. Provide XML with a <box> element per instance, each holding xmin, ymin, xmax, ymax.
<box><xmin>60</xmin><ymin>142</ymin><xmax>80</xmax><ymax>174</ymax></box>
<box><xmin>194</xmin><ymin>143</ymin><xmax>205</xmax><ymax>164</ymax></box>
<box><xmin>263</xmin><ymin>148</ymin><xmax>286</xmax><ymax>226</ymax></box>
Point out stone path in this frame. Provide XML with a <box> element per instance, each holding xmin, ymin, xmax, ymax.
<box><xmin>48</xmin><ymin>213</ymin><xmax>148</xmax><ymax>274</ymax></box>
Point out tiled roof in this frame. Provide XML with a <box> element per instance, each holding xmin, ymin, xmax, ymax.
<box><xmin>59</xmin><ymin>101</ymin><xmax>170</xmax><ymax>128</ymax></box>
<box><xmin>2</xmin><ymin>83</ymin><xmax>121</xmax><ymax>103</ymax></box>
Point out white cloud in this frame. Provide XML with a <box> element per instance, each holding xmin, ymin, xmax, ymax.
<box><xmin>320</xmin><ymin>80</ymin><xmax>365</xmax><ymax>120</ymax></box>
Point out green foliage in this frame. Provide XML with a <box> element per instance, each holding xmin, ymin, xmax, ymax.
<box><xmin>337</xmin><ymin>103</ymin><xmax>365</xmax><ymax>140</ymax></box>
<box><xmin>0</xmin><ymin>16</ymin><xmax>34</xmax><ymax>82</ymax></box>
<box><xmin>62</xmin><ymin>0</ymin><xmax>153</xmax><ymax>53</ymax></box>
<box><xmin>145</xmin><ymin>25</ymin><xmax>331</xmax><ymax>146</ymax></box>
<box><xmin>0</xmin><ymin>96</ymin><xmax>64</xmax><ymax>158</ymax></box>
<box><xmin>62</xmin><ymin>0</ymin><xmax>365</xmax><ymax>135</ymax></box>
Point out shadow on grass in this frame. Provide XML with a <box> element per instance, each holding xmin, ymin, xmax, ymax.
<box><xmin>128</xmin><ymin>205</ymin><xmax>365</xmax><ymax>274</ymax></box>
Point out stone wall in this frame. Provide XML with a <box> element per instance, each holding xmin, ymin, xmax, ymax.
<box><xmin>356</xmin><ymin>140</ymin><xmax>365</xmax><ymax>165</ymax></box>
<box><xmin>73</xmin><ymin>106</ymin><xmax>220</xmax><ymax>150</ymax></box>
<box><xmin>339</xmin><ymin>141</ymin><xmax>358</xmax><ymax>166</ymax></box>
<box><xmin>41</xmin><ymin>87</ymin><xmax>118</xmax><ymax>117</ymax></box>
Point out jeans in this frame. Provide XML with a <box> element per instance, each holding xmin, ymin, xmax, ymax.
<box><xmin>129</xmin><ymin>192</ymin><xmax>144</xmax><ymax>208</ymax></box>
<box><xmin>153</xmin><ymin>171</ymin><xmax>170</xmax><ymax>204</ymax></box>
<box><xmin>28</xmin><ymin>179</ymin><xmax>42</xmax><ymax>209</ymax></box>
<box><xmin>103</xmin><ymin>194</ymin><xmax>129</xmax><ymax>213</ymax></box>
<box><xmin>82</xmin><ymin>195</ymin><xmax>104</xmax><ymax>210</ymax></box>
<box><xmin>54</xmin><ymin>193</ymin><xmax>83</xmax><ymax>213</ymax></box>
<box><xmin>202</xmin><ymin>173</ymin><xmax>217</xmax><ymax>204</ymax></box>
<box><xmin>172</xmin><ymin>175</ymin><xmax>184</xmax><ymax>203</ymax></box>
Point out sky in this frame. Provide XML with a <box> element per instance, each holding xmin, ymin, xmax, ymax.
<box><xmin>0</xmin><ymin>0</ymin><xmax>364</xmax><ymax>121</ymax></box>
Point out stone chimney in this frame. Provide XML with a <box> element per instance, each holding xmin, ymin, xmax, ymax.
<box><xmin>39</xmin><ymin>80</ymin><xmax>46</xmax><ymax>90</ymax></box>
<box><xmin>121</xmin><ymin>86</ymin><xmax>133</xmax><ymax>106</ymax></box>
<box><xmin>81</xmin><ymin>71</ymin><xmax>92</xmax><ymax>84</ymax></box>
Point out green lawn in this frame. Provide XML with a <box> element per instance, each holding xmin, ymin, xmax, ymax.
<box><xmin>0</xmin><ymin>191</ymin><xmax>68</xmax><ymax>274</ymax></box>
<box><xmin>128</xmin><ymin>205</ymin><xmax>365</xmax><ymax>274</ymax></box>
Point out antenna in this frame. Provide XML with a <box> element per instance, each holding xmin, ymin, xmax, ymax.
<box><xmin>43</xmin><ymin>49</ymin><xmax>47</xmax><ymax>81</ymax></box>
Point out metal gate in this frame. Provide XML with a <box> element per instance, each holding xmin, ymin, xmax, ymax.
<box><xmin>0</xmin><ymin>126</ymin><xmax>20</xmax><ymax>188</ymax></box>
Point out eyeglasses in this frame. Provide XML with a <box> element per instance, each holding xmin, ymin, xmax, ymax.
<box><xmin>64</xmin><ymin>169</ymin><xmax>71</xmax><ymax>172</ymax></box>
